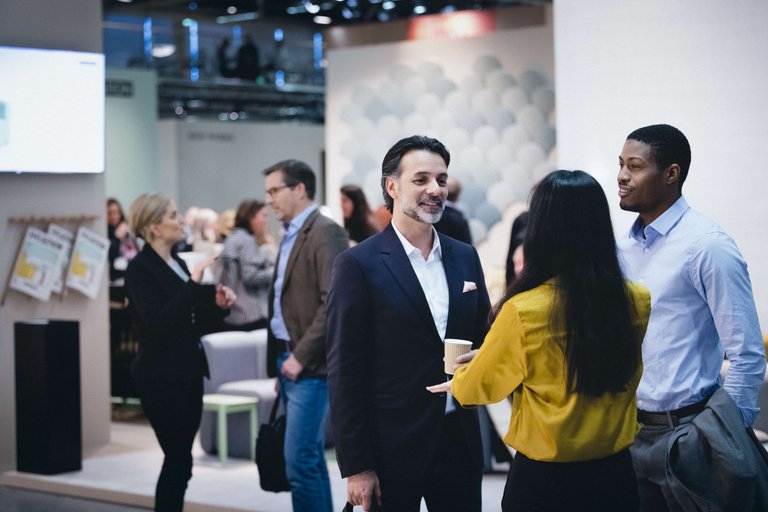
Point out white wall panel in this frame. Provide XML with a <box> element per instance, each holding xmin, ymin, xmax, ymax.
<box><xmin>554</xmin><ymin>0</ymin><xmax>768</xmax><ymax>327</ymax></box>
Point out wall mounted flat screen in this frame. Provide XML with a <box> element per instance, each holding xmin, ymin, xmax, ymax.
<box><xmin>0</xmin><ymin>46</ymin><xmax>105</xmax><ymax>173</ymax></box>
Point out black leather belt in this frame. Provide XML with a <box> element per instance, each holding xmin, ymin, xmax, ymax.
<box><xmin>638</xmin><ymin>396</ymin><xmax>710</xmax><ymax>427</ymax></box>
<box><xmin>277</xmin><ymin>338</ymin><xmax>295</xmax><ymax>352</ymax></box>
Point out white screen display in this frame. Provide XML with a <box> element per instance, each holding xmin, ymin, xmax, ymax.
<box><xmin>0</xmin><ymin>46</ymin><xmax>105</xmax><ymax>173</ymax></box>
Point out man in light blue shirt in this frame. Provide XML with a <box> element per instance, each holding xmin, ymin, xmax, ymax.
<box><xmin>264</xmin><ymin>159</ymin><xmax>349</xmax><ymax>512</ymax></box>
<box><xmin>617</xmin><ymin>124</ymin><xmax>765</xmax><ymax>510</ymax></box>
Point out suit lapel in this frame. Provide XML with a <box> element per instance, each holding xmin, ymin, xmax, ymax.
<box><xmin>144</xmin><ymin>244</ymin><xmax>187</xmax><ymax>291</ymax></box>
<box><xmin>282</xmin><ymin>209</ymin><xmax>318</xmax><ymax>290</ymax></box>
<box><xmin>440</xmin><ymin>236</ymin><xmax>463</xmax><ymax>337</ymax></box>
<box><xmin>380</xmin><ymin>225</ymin><xmax>441</xmax><ymax>341</ymax></box>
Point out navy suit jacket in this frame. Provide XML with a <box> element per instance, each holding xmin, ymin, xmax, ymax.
<box><xmin>125</xmin><ymin>244</ymin><xmax>225</xmax><ymax>383</ymax></box>
<box><xmin>327</xmin><ymin>224</ymin><xmax>491</xmax><ymax>480</ymax></box>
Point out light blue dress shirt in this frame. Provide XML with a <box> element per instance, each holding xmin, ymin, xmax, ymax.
<box><xmin>270</xmin><ymin>204</ymin><xmax>317</xmax><ymax>343</ymax></box>
<box><xmin>618</xmin><ymin>196</ymin><xmax>764</xmax><ymax>426</ymax></box>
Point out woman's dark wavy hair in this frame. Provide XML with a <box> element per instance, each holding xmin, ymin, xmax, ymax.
<box><xmin>234</xmin><ymin>199</ymin><xmax>265</xmax><ymax>234</ymax></box>
<box><xmin>492</xmin><ymin>170</ymin><xmax>639</xmax><ymax>396</ymax></box>
<box><xmin>341</xmin><ymin>185</ymin><xmax>377</xmax><ymax>243</ymax></box>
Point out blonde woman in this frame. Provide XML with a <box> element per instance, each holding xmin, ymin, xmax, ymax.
<box><xmin>125</xmin><ymin>194</ymin><xmax>235</xmax><ymax>512</ymax></box>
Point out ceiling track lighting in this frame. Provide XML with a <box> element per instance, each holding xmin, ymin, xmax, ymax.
<box><xmin>304</xmin><ymin>1</ymin><xmax>321</xmax><ymax>14</ymax></box>
<box><xmin>216</xmin><ymin>11</ymin><xmax>259</xmax><ymax>23</ymax></box>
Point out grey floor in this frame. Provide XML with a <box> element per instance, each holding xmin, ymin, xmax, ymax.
<box><xmin>0</xmin><ymin>485</ymin><xmax>146</xmax><ymax>512</ymax></box>
<box><xmin>0</xmin><ymin>408</ymin><xmax>510</xmax><ymax>512</ymax></box>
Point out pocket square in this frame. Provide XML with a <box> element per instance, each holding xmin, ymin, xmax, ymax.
<box><xmin>462</xmin><ymin>281</ymin><xmax>477</xmax><ymax>293</ymax></box>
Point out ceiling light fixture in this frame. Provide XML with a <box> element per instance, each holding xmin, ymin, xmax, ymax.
<box><xmin>313</xmin><ymin>15</ymin><xmax>332</xmax><ymax>24</ymax></box>
<box><xmin>285</xmin><ymin>2</ymin><xmax>310</xmax><ymax>14</ymax></box>
<box><xmin>382</xmin><ymin>1</ymin><xmax>395</xmax><ymax>10</ymax></box>
<box><xmin>304</xmin><ymin>1</ymin><xmax>321</xmax><ymax>14</ymax></box>
<box><xmin>226</xmin><ymin>6</ymin><xmax>237</xmax><ymax>14</ymax></box>
<box><xmin>151</xmin><ymin>44</ymin><xmax>176</xmax><ymax>58</ymax></box>
<box><xmin>216</xmin><ymin>11</ymin><xmax>259</xmax><ymax>23</ymax></box>
<box><xmin>413</xmin><ymin>5</ymin><xmax>427</xmax><ymax>14</ymax></box>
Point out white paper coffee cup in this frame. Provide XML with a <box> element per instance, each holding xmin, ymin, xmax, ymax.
<box><xmin>444</xmin><ymin>338</ymin><xmax>473</xmax><ymax>375</ymax></box>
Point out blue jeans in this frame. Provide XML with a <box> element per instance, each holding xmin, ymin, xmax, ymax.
<box><xmin>277</xmin><ymin>352</ymin><xmax>333</xmax><ymax>512</ymax></box>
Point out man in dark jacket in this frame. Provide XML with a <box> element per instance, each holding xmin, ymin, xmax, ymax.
<box><xmin>328</xmin><ymin>136</ymin><xmax>490</xmax><ymax>511</ymax></box>
<box><xmin>433</xmin><ymin>177</ymin><xmax>471</xmax><ymax>244</ymax></box>
<box><xmin>264</xmin><ymin>160</ymin><xmax>349</xmax><ymax>512</ymax></box>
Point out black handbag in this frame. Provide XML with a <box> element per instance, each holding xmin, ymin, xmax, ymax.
<box><xmin>343</xmin><ymin>486</ymin><xmax>381</xmax><ymax>512</ymax></box>
<box><xmin>343</xmin><ymin>498</ymin><xmax>381</xmax><ymax>511</ymax></box>
<box><xmin>255</xmin><ymin>392</ymin><xmax>291</xmax><ymax>492</ymax></box>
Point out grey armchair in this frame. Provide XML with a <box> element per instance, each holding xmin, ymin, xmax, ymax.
<box><xmin>199</xmin><ymin>329</ymin><xmax>278</xmax><ymax>459</ymax></box>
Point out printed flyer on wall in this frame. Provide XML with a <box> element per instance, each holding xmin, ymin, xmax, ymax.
<box><xmin>47</xmin><ymin>223</ymin><xmax>74</xmax><ymax>294</ymax></box>
<box><xmin>10</xmin><ymin>227</ymin><xmax>66</xmax><ymax>301</ymax></box>
<box><xmin>66</xmin><ymin>226</ymin><xmax>108</xmax><ymax>299</ymax></box>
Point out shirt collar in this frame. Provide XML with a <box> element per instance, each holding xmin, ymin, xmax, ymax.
<box><xmin>629</xmin><ymin>196</ymin><xmax>689</xmax><ymax>242</ymax></box>
<box><xmin>284</xmin><ymin>204</ymin><xmax>317</xmax><ymax>237</ymax></box>
<box><xmin>391</xmin><ymin>219</ymin><xmax>442</xmax><ymax>262</ymax></box>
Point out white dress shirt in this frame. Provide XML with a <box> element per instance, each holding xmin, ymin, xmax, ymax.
<box><xmin>391</xmin><ymin>221</ymin><xmax>455</xmax><ymax>413</ymax></box>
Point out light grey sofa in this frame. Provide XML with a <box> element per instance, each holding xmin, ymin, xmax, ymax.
<box><xmin>200</xmin><ymin>329</ymin><xmax>278</xmax><ymax>459</ymax></box>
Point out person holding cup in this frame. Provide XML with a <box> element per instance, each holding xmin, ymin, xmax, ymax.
<box><xmin>327</xmin><ymin>135</ymin><xmax>491</xmax><ymax>512</ymax></box>
<box><xmin>428</xmin><ymin>170</ymin><xmax>651</xmax><ymax>511</ymax></box>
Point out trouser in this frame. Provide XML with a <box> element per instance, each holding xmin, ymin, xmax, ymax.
<box><xmin>502</xmin><ymin>449</ymin><xmax>639</xmax><ymax>512</ymax></box>
<box><xmin>631</xmin><ymin>423</ymin><xmax>680</xmax><ymax>511</ymax></box>
<box><xmin>631</xmin><ymin>394</ymin><xmax>712</xmax><ymax>511</ymax></box>
<box><xmin>277</xmin><ymin>352</ymin><xmax>333</xmax><ymax>512</ymax></box>
<box><xmin>377</xmin><ymin>411</ymin><xmax>483</xmax><ymax>512</ymax></box>
<box><xmin>137</xmin><ymin>378</ymin><xmax>203</xmax><ymax>512</ymax></box>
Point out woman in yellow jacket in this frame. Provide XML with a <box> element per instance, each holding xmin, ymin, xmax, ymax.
<box><xmin>429</xmin><ymin>170</ymin><xmax>651</xmax><ymax>511</ymax></box>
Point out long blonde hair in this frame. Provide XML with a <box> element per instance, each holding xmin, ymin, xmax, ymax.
<box><xmin>129</xmin><ymin>193</ymin><xmax>171</xmax><ymax>242</ymax></box>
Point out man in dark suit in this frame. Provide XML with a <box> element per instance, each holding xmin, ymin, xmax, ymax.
<box><xmin>433</xmin><ymin>176</ymin><xmax>472</xmax><ymax>244</ymax></box>
<box><xmin>264</xmin><ymin>160</ymin><xmax>349</xmax><ymax>512</ymax></box>
<box><xmin>327</xmin><ymin>136</ymin><xmax>491</xmax><ymax>512</ymax></box>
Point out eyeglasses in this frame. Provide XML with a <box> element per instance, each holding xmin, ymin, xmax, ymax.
<box><xmin>266</xmin><ymin>184</ymin><xmax>293</xmax><ymax>198</ymax></box>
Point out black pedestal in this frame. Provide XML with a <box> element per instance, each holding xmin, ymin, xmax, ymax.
<box><xmin>14</xmin><ymin>320</ymin><xmax>82</xmax><ymax>474</ymax></box>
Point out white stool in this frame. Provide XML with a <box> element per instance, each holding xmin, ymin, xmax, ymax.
<box><xmin>202</xmin><ymin>394</ymin><xmax>259</xmax><ymax>465</ymax></box>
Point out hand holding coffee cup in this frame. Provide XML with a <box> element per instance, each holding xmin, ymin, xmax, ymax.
<box><xmin>444</xmin><ymin>338</ymin><xmax>473</xmax><ymax>375</ymax></box>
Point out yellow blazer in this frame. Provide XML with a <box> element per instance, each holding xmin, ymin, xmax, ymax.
<box><xmin>451</xmin><ymin>280</ymin><xmax>651</xmax><ymax>462</ymax></box>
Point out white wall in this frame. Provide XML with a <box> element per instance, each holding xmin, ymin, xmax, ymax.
<box><xmin>0</xmin><ymin>0</ymin><xmax>109</xmax><ymax>472</ymax></box>
<box><xmin>165</xmin><ymin>120</ymin><xmax>325</xmax><ymax>211</ymax></box>
<box><xmin>554</xmin><ymin>0</ymin><xmax>768</xmax><ymax>329</ymax></box>
<box><xmin>157</xmin><ymin>119</ymin><xmax>179</xmax><ymax>200</ymax></box>
<box><xmin>325</xmin><ymin>22</ymin><xmax>555</xmax><ymax>302</ymax></box>
<box><xmin>105</xmin><ymin>68</ymin><xmax>158</xmax><ymax>207</ymax></box>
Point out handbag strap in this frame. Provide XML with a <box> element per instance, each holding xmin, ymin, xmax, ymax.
<box><xmin>269</xmin><ymin>387</ymin><xmax>282</xmax><ymax>423</ymax></box>
<box><xmin>342</xmin><ymin>497</ymin><xmax>379</xmax><ymax>511</ymax></box>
